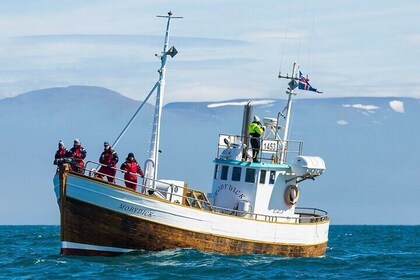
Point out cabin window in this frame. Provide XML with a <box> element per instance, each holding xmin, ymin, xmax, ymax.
<box><xmin>245</xmin><ymin>168</ymin><xmax>256</xmax><ymax>183</ymax></box>
<box><xmin>221</xmin><ymin>166</ymin><xmax>229</xmax><ymax>180</ymax></box>
<box><xmin>259</xmin><ymin>170</ymin><xmax>267</xmax><ymax>184</ymax></box>
<box><xmin>269</xmin><ymin>171</ymin><xmax>276</xmax><ymax>184</ymax></box>
<box><xmin>232</xmin><ymin>167</ymin><xmax>242</xmax><ymax>181</ymax></box>
<box><xmin>213</xmin><ymin>164</ymin><xmax>219</xmax><ymax>179</ymax></box>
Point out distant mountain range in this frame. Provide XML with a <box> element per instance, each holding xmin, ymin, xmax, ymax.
<box><xmin>0</xmin><ymin>86</ymin><xmax>418</xmax><ymax>225</ymax></box>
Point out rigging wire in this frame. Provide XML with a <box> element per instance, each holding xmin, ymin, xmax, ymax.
<box><xmin>296</xmin><ymin>0</ymin><xmax>308</xmax><ymax>67</ymax></box>
<box><xmin>279</xmin><ymin>0</ymin><xmax>294</xmax><ymax>74</ymax></box>
<box><xmin>305</xmin><ymin>0</ymin><xmax>318</xmax><ymax>75</ymax></box>
<box><xmin>279</xmin><ymin>0</ymin><xmax>320</xmax><ymax>75</ymax></box>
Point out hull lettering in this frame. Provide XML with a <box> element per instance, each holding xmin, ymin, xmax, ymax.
<box><xmin>118</xmin><ymin>203</ymin><xmax>154</xmax><ymax>217</ymax></box>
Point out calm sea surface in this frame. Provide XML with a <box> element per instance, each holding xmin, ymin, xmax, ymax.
<box><xmin>0</xmin><ymin>225</ymin><xmax>418</xmax><ymax>279</ymax></box>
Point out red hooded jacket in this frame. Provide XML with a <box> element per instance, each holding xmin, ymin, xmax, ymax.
<box><xmin>55</xmin><ymin>147</ymin><xmax>67</xmax><ymax>159</ymax></box>
<box><xmin>120</xmin><ymin>159</ymin><xmax>144</xmax><ymax>183</ymax></box>
<box><xmin>99</xmin><ymin>148</ymin><xmax>118</xmax><ymax>167</ymax></box>
<box><xmin>69</xmin><ymin>145</ymin><xmax>87</xmax><ymax>170</ymax></box>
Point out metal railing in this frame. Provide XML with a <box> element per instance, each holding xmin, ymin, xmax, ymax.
<box><xmin>64</xmin><ymin>160</ymin><xmax>328</xmax><ymax>224</ymax></box>
<box><xmin>83</xmin><ymin>161</ymin><xmax>182</xmax><ymax>198</ymax></box>
<box><xmin>209</xmin><ymin>205</ymin><xmax>328</xmax><ymax>224</ymax></box>
<box><xmin>217</xmin><ymin>133</ymin><xmax>303</xmax><ymax>164</ymax></box>
<box><xmin>295</xmin><ymin>207</ymin><xmax>329</xmax><ymax>223</ymax></box>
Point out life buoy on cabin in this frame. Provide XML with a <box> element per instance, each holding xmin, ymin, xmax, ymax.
<box><xmin>284</xmin><ymin>185</ymin><xmax>300</xmax><ymax>205</ymax></box>
<box><xmin>89</xmin><ymin>168</ymin><xmax>97</xmax><ymax>178</ymax></box>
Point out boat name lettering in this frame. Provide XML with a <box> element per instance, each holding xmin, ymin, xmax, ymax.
<box><xmin>215</xmin><ymin>184</ymin><xmax>245</xmax><ymax>199</ymax></box>
<box><xmin>118</xmin><ymin>204</ymin><xmax>154</xmax><ymax>217</ymax></box>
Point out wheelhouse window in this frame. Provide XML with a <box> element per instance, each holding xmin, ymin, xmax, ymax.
<box><xmin>245</xmin><ymin>168</ymin><xmax>256</xmax><ymax>183</ymax></box>
<box><xmin>232</xmin><ymin>167</ymin><xmax>242</xmax><ymax>181</ymax></box>
<box><xmin>269</xmin><ymin>171</ymin><xmax>276</xmax><ymax>184</ymax></box>
<box><xmin>221</xmin><ymin>166</ymin><xmax>229</xmax><ymax>180</ymax></box>
<box><xmin>213</xmin><ymin>164</ymin><xmax>219</xmax><ymax>179</ymax></box>
<box><xmin>259</xmin><ymin>170</ymin><xmax>267</xmax><ymax>184</ymax></box>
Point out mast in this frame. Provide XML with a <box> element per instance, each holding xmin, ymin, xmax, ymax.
<box><xmin>278</xmin><ymin>62</ymin><xmax>299</xmax><ymax>164</ymax></box>
<box><xmin>144</xmin><ymin>11</ymin><xmax>182</xmax><ymax>191</ymax></box>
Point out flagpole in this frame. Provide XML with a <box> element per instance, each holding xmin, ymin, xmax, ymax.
<box><xmin>278</xmin><ymin>63</ymin><xmax>322</xmax><ymax>163</ymax></box>
<box><xmin>279</xmin><ymin>62</ymin><xmax>298</xmax><ymax>164</ymax></box>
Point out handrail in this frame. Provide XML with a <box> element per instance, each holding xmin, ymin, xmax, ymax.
<box><xmin>71</xmin><ymin>161</ymin><xmax>328</xmax><ymax>224</ymax></box>
<box><xmin>84</xmin><ymin>160</ymin><xmax>181</xmax><ymax>192</ymax></box>
<box><xmin>295</xmin><ymin>207</ymin><xmax>328</xmax><ymax>216</ymax></box>
<box><xmin>217</xmin><ymin>133</ymin><xmax>303</xmax><ymax>164</ymax></box>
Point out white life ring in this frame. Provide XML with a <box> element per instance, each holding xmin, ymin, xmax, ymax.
<box><xmin>284</xmin><ymin>185</ymin><xmax>300</xmax><ymax>205</ymax></box>
<box><xmin>89</xmin><ymin>168</ymin><xmax>97</xmax><ymax>178</ymax></box>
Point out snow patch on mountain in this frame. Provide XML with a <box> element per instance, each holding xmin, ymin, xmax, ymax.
<box><xmin>207</xmin><ymin>100</ymin><xmax>275</xmax><ymax>108</ymax></box>
<box><xmin>389</xmin><ymin>100</ymin><xmax>404</xmax><ymax>113</ymax></box>
<box><xmin>336</xmin><ymin>120</ymin><xmax>348</xmax><ymax>126</ymax></box>
<box><xmin>342</xmin><ymin>103</ymin><xmax>380</xmax><ymax>111</ymax></box>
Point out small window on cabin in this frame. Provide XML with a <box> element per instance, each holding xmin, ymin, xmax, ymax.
<box><xmin>232</xmin><ymin>167</ymin><xmax>242</xmax><ymax>181</ymax></box>
<box><xmin>259</xmin><ymin>170</ymin><xmax>267</xmax><ymax>184</ymax></box>
<box><xmin>213</xmin><ymin>164</ymin><xmax>219</xmax><ymax>179</ymax></box>
<box><xmin>245</xmin><ymin>168</ymin><xmax>256</xmax><ymax>183</ymax></box>
<box><xmin>269</xmin><ymin>171</ymin><xmax>276</xmax><ymax>184</ymax></box>
<box><xmin>221</xmin><ymin>166</ymin><xmax>229</xmax><ymax>180</ymax></box>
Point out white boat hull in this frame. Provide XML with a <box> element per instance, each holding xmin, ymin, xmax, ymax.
<box><xmin>54</xmin><ymin>168</ymin><xmax>329</xmax><ymax>257</ymax></box>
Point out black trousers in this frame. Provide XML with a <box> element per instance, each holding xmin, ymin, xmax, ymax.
<box><xmin>250</xmin><ymin>138</ymin><xmax>260</xmax><ymax>161</ymax></box>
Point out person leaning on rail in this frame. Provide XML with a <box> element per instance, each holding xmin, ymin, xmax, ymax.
<box><xmin>96</xmin><ymin>141</ymin><xmax>119</xmax><ymax>183</ymax></box>
<box><xmin>120</xmin><ymin>153</ymin><xmax>144</xmax><ymax>191</ymax></box>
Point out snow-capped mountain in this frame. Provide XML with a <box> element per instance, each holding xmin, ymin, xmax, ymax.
<box><xmin>0</xmin><ymin>86</ymin><xmax>418</xmax><ymax>225</ymax></box>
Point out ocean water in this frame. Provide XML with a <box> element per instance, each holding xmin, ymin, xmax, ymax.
<box><xmin>0</xmin><ymin>226</ymin><xmax>418</xmax><ymax>279</ymax></box>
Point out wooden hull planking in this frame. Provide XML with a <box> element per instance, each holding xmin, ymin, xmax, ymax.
<box><xmin>61</xmin><ymin>196</ymin><xmax>327</xmax><ymax>257</ymax></box>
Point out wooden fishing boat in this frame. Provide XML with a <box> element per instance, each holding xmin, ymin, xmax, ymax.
<box><xmin>53</xmin><ymin>11</ymin><xmax>329</xmax><ymax>257</ymax></box>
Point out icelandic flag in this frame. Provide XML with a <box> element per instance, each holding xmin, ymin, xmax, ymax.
<box><xmin>299</xmin><ymin>71</ymin><xmax>323</xmax><ymax>93</ymax></box>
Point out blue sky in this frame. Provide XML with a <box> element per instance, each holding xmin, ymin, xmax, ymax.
<box><xmin>0</xmin><ymin>0</ymin><xmax>419</xmax><ymax>103</ymax></box>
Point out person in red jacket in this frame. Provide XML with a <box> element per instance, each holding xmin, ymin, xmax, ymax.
<box><xmin>120</xmin><ymin>153</ymin><xmax>144</xmax><ymax>191</ymax></box>
<box><xmin>97</xmin><ymin>142</ymin><xmax>119</xmax><ymax>183</ymax></box>
<box><xmin>53</xmin><ymin>140</ymin><xmax>68</xmax><ymax>165</ymax></box>
<box><xmin>68</xmin><ymin>138</ymin><xmax>87</xmax><ymax>173</ymax></box>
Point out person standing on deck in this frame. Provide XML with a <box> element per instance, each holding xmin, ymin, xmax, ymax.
<box><xmin>120</xmin><ymin>153</ymin><xmax>144</xmax><ymax>191</ymax></box>
<box><xmin>53</xmin><ymin>140</ymin><xmax>68</xmax><ymax>165</ymax></box>
<box><xmin>248</xmin><ymin>116</ymin><xmax>265</xmax><ymax>163</ymax></box>
<box><xmin>97</xmin><ymin>142</ymin><xmax>119</xmax><ymax>183</ymax></box>
<box><xmin>68</xmin><ymin>138</ymin><xmax>87</xmax><ymax>173</ymax></box>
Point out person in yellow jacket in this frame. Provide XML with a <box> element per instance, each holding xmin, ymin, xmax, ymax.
<box><xmin>248</xmin><ymin>116</ymin><xmax>265</xmax><ymax>162</ymax></box>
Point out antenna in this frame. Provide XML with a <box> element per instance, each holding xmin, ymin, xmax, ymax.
<box><xmin>156</xmin><ymin>10</ymin><xmax>183</xmax><ymax>19</ymax></box>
